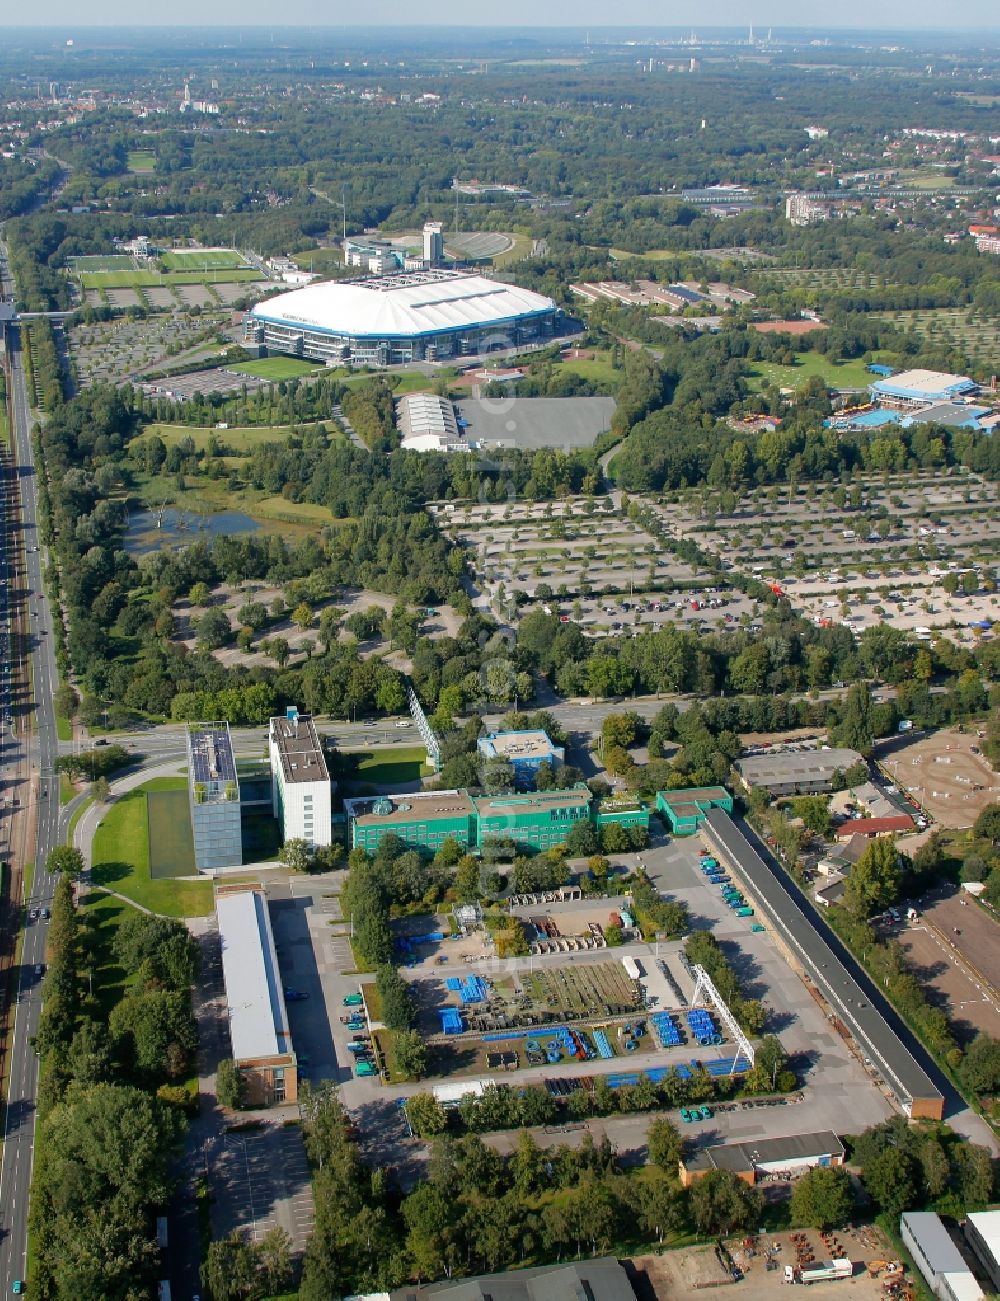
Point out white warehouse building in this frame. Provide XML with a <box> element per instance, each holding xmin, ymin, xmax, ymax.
<box><xmin>269</xmin><ymin>710</ymin><xmax>332</xmax><ymax>849</ymax></box>
<box><xmin>245</xmin><ymin>268</ymin><xmax>559</xmax><ymax>367</ymax></box>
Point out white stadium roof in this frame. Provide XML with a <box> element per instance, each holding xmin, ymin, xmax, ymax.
<box><xmin>251</xmin><ymin>269</ymin><xmax>556</xmax><ymax>340</ymax></box>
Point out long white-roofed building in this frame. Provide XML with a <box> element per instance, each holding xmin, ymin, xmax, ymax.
<box><xmin>216</xmin><ymin>882</ymin><xmax>297</xmax><ymax>1106</ymax></box>
<box><xmin>245</xmin><ymin>268</ymin><xmax>559</xmax><ymax>367</ymax></box>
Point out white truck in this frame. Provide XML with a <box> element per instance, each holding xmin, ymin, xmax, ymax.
<box><xmin>784</xmin><ymin>1259</ymin><xmax>852</xmax><ymax>1285</ymax></box>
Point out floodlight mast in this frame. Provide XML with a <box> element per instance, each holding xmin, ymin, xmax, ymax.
<box><xmin>690</xmin><ymin>963</ymin><xmax>755</xmax><ymax>1071</ymax></box>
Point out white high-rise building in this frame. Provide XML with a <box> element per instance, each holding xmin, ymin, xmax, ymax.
<box><xmin>423</xmin><ymin>221</ymin><xmax>444</xmax><ymax>267</ymax></box>
<box><xmin>269</xmin><ymin>710</ymin><xmax>332</xmax><ymax>849</ymax></box>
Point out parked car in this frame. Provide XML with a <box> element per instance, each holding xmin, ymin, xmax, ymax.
<box><xmin>343</xmin><ymin>993</ymin><xmax>364</xmax><ymax>1007</ymax></box>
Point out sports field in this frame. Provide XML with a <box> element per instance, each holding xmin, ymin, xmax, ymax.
<box><xmin>161</xmin><ymin>248</ymin><xmax>248</xmax><ymax>270</ymax></box>
<box><xmin>228</xmin><ymin>357</ymin><xmax>323</xmax><ymax>380</ymax></box>
<box><xmin>67</xmin><ymin>254</ymin><xmax>137</xmax><ymax>272</ymax></box>
<box><xmin>138</xmin><ymin>421</ymin><xmax>340</xmax><ymax>453</ymax></box>
<box><xmin>79</xmin><ymin>267</ymin><xmax>263</xmax><ymax>289</ymax></box>
<box><xmin>747</xmin><ymin>352</ymin><xmax>874</xmax><ymax>392</ymax></box>
<box><xmin>352</xmin><ymin>746</ymin><xmax>432</xmax><ymax>785</ymax></box>
<box><xmin>147</xmin><ymin>787</ymin><xmax>196</xmax><ymax>878</ymax></box>
<box><xmin>127</xmin><ymin>150</ymin><xmax>156</xmax><ymax>173</ymax></box>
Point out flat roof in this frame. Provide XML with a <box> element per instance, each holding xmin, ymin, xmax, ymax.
<box><xmin>216</xmin><ymin>887</ymin><xmax>292</xmax><ymax>1062</ymax></box>
<box><xmin>269</xmin><ymin>713</ymin><xmax>329</xmax><ymax>785</ymax></box>
<box><xmin>704</xmin><ymin>809</ymin><xmax>944</xmax><ymax>1114</ymax></box>
<box><xmin>657</xmin><ymin>786</ymin><xmax>730</xmax><ymax>809</ymax></box>
<box><xmin>735</xmin><ymin>749</ymin><xmax>864</xmax><ymax>786</ymax></box>
<box><xmin>473</xmin><ymin>787</ymin><xmax>591</xmax><ymax>818</ymax></box>
<box><xmin>684</xmin><ymin>1130</ymin><xmax>845</xmax><ymax>1174</ymax></box>
<box><xmin>965</xmin><ymin>1211</ymin><xmax>1000</xmax><ymax>1264</ymax></box>
<box><xmin>902</xmin><ymin>1213</ymin><xmax>973</xmax><ymax>1275</ymax></box>
<box><xmin>346</xmin><ymin>789</ymin><xmax>475</xmax><ymax>828</ymax></box>
<box><xmin>478</xmin><ymin>730</ymin><xmax>559</xmax><ymax>761</ymax></box>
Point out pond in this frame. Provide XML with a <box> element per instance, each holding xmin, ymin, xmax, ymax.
<box><xmin>125</xmin><ymin>507</ymin><xmax>261</xmax><ymax>554</ymax></box>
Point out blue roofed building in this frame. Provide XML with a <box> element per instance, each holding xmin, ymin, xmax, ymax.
<box><xmin>476</xmin><ymin>729</ymin><xmax>565</xmax><ymax>790</ymax></box>
<box><xmin>869</xmin><ymin>367</ymin><xmax>977</xmax><ymax>409</ymax></box>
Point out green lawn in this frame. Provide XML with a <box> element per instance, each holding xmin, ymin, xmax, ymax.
<box><xmin>79</xmin><ymin>268</ymin><xmax>263</xmax><ymax>289</ymax></box>
<box><xmin>90</xmin><ymin>778</ymin><xmax>213</xmax><ymax>917</ymax></box>
<box><xmin>227</xmin><ymin>357</ymin><xmax>324</xmax><ymax>380</ymax></box>
<box><xmin>78</xmin><ymin>891</ymin><xmax>142</xmax><ymax>1016</ymax></box>
<box><xmin>138</xmin><ymin>421</ymin><xmax>338</xmax><ymax>454</ymax></box>
<box><xmin>65</xmin><ymin>796</ymin><xmax>93</xmax><ymax>848</ymax></box>
<box><xmin>59</xmin><ymin>773</ymin><xmax>76</xmax><ymax>806</ymax></box>
<box><xmin>555</xmin><ymin>348</ymin><xmax>622</xmax><ymax>388</ymax></box>
<box><xmin>127</xmin><ymin>150</ymin><xmax>156</xmax><ymax>173</ymax></box>
<box><xmin>351</xmin><ymin>746</ymin><xmax>432</xmax><ymax>786</ymax></box>
<box><xmin>55</xmin><ymin>714</ymin><xmax>72</xmax><ymax>742</ymax></box>
<box><xmin>747</xmin><ymin>352</ymin><xmax>875</xmax><ymax>392</ymax></box>
<box><xmin>161</xmin><ymin>249</ymin><xmax>247</xmax><ymax>270</ymax></box>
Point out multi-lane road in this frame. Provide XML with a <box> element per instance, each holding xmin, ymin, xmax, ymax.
<box><xmin>0</xmin><ymin>243</ymin><xmax>63</xmax><ymax>1295</ymax></box>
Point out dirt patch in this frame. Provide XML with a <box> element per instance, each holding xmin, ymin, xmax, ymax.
<box><xmin>896</xmin><ymin>916</ymin><xmax>1000</xmax><ymax>1045</ymax></box>
<box><xmin>750</xmin><ymin>319</ymin><xmax>828</xmax><ymax>334</ymax></box>
<box><xmin>879</xmin><ymin>729</ymin><xmax>1000</xmax><ymax>829</ymax></box>
<box><xmin>914</xmin><ymin>890</ymin><xmax>1000</xmax><ymax>1015</ymax></box>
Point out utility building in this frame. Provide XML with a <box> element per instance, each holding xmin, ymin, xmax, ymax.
<box><xmin>269</xmin><ymin>710</ymin><xmax>332</xmax><ymax>849</ymax></box>
<box><xmin>186</xmin><ymin>722</ymin><xmax>242</xmax><ymax>871</ymax></box>
<box><xmin>216</xmin><ymin>883</ymin><xmax>297</xmax><ymax>1107</ymax></box>
<box><xmin>901</xmin><ymin>1212</ymin><xmax>983</xmax><ymax>1301</ymax></box>
<box><xmin>657</xmin><ymin>786</ymin><xmax>733</xmax><ymax>835</ymax></box>
<box><xmin>476</xmin><ymin>729</ymin><xmax>565</xmax><ymax>790</ymax></box>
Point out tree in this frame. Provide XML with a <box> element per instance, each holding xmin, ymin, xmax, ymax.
<box><xmin>217</xmin><ymin>1058</ymin><xmax>246</xmax><ymax>1110</ymax></box>
<box><xmin>393</xmin><ymin>1029</ymin><xmax>428</xmax><ymax>1081</ymax></box>
<box><xmin>237</xmin><ymin>600</ymin><xmax>268</xmax><ymax>631</ymax></box>
<box><xmin>646</xmin><ymin>1117</ymin><xmax>683</xmax><ymax>1173</ymax></box>
<box><xmin>407</xmin><ymin>1092</ymin><xmax>447</xmax><ymax>1138</ymax></box>
<box><xmin>376</xmin><ymin>965</ymin><xmax>414</xmax><ymax>1031</ymax></box>
<box><xmin>194</xmin><ymin>606</ymin><xmax>231</xmax><ymax>650</ymax></box>
<box><xmin>755</xmin><ymin>1036</ymin><xmax>788</xmax><ymax>1091</ymax></box>
<box><xmin>481</xmin><ymin>757</ymin><xmax>515</xmax><ymax>793</ymax></box>
<box><xmin>189</xmin><ymin>581</ymin><xmax>210</xmax><ymax>607</ymax></box>
<box><xmin>689</xmin><ymin>1169</ymin><xmax>762</xmax><ymax>1236</ymax></box>
<box><xmin>108</xmin><ymin>988</ymin><xmax>197</xmax><ymax>1078</ymax></box>
<box><xmin>974</xmin><ymin>803</ymin><xmax>1000</xmax><ymax>846</ymax></box>
<box><xmin>790</xmin><ymin>1166</ymin><xmax>854</xmax><ymax>1230</ymax></box>
<box><xmin>960</xmin><ymin>1034</ymin><xmax>1000</xmax><ymax>1096</ymax></box>
<box><xmin>832</xmin><ymin>682</ymin><xmax>874</xmax><ymax>756</ymax></box>
<box><xmin>46</xmin><ymin>844</ymin><xmax>84</xmax><ymax>876</ymax></box>
<box><xmin>791</xmin><ymin>796</ymin><xmax>833</xmax><ymax>838</ymax></box>
<box><xmin>202</xmin><ymin>1231</ymin><xmax>262</xmax><ymax>1300</ymax></box>
<box><xmin>862</xmin><ymin>1147</ymin><xmax>919</xmax><ymax>1216</ymax></box>
<box><xmin>844</xmin><ymin>836</ymin><xmax>901</xmax><ymax>918</ymax></box>
<box><xmin>279</xmin><ymin>838</ymin><xmax>314</xmax><ymax>873</ymax></box>
<box><xmin>91</xmin><ymin>775</ymin><xmax>110</xmax><ymax>803</ymax></box>
<box><xmin>292</xmin><ymin>601</ymin><xmax>314</xmax><ymax>631</ymax></box>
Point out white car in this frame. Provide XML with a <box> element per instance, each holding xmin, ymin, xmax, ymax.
<box><xmin>395</xmin><ymin>720</ymin><xmax>412</xmax><ymax>729</ymax></box>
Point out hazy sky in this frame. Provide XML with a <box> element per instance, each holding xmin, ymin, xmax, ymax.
<box><xmin>4</xmin><ymin>3</ymin><xmax>1000</xmax><ymax>29</ymax></box>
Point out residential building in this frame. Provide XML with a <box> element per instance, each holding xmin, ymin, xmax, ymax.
<box><xmin>216</xmin><ymin>883</ymin><xmax>297</xmax><ymax>1107</ymax></box>
<box><xmin>835</xmin><ymin>814</ymin><xmax>914</xmax><ymax>839</ymax></box>
<box><xmin>679</xmin><ymin>1131</ymin><xmax>845</xmax><ymax>1188</ymax></box>
<box><xmin>734</xmin><ymin>748</ymin><xmax>865</xmax><ymax>797</ymax></box>
<box><xmin>900</xmin><ymin>1212</ymin><xmax>984</xmax><ymax>1301</ymax></box>
<box><xmin>476</xmin><ymin>729</ymin><xmax>565</xmax><ymax>790</ymax></box>
<box><xmin>785</xmin><ymin>193</ymin><xmax>830</xmax><ymax>225</ymax></box>
<box><xmin>186</xmin><ymin>722</ymin><xmax>242</xmax><ymax>871</ymax></box>
<box><xmin>656</xmin><ymin>786</ymin><xmax>733</xmax><ymax>835</ymax></box>
<box><xmin>269</xmin><ymin>710</ymin><xmax>332</xmax><ymax>849</ymax></box>
<box><xmin>423</xmin><ymin>220</ymin><xmax>444</xmax><ymax>267</ymax></box>
<box><xmin>964</xmin><ymin>1211</ymin><xmax>1000</xmax><ymax>1294</ymax></box>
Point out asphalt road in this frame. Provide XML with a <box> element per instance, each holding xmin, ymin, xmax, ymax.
<box><xmin>0</xmin><ymin>251</ymin><xmax>64</xmax><ymax>1294</ymax></box>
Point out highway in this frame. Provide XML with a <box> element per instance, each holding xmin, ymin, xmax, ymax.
<box><xmin>0</xmin><ymin>243</ymin><xmax>62</xmax><ymax>1294</ymax></box>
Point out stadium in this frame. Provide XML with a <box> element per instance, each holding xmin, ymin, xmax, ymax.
<box><xmin>245</xmin><ymin>269</ymin><xmax>560</xmax><ymax>366</ymax></box>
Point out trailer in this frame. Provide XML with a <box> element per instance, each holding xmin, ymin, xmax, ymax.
<box><xmin>784</xmin><ymin>1259</ymin><xmax>852</xmax><ymax>1285</ymax></box>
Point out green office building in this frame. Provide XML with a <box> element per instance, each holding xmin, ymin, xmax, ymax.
<box><xmin>473</xmin><ymin>787</ymin><xmax>592</xmax><ymax>853</ymax></box>
<box><xmin>593</xmin><ymin>797</ymin><xmax>651</xmax><ymax>832</ymax></box>
<box><xmin>656</xmin><ymin>786</ymin><xmax>733</xmax><ymax>836</ymax></box>
<box><xmin>345</xmin><ymin>791</ymin><xmax>476</xmax><ymax>855</ymax></box>
<box><xmin>345</xmin><ymin>784</ymin><xmax>641</xmax><ymax>855</ymax></box>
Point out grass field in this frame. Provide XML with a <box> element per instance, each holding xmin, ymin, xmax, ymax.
<box><xmin>67</xmin><ymin>254</ymin><xmax>137</xmax><ymax>272</ymax></box>
<box><xmin>147</xmin><ymin>787</ymin><xmax>196</xmax><ymax>878</ymax></box>
<box><xmin>747</xmin><ymin>351</ymin><xmax>875</xmax><ymax>391</ymax></box>
<box><xmin>79</xmin><ymin>268</ymin><xmax>263</xmax><ymax>289</ymax></box>
<box><xmin>555</xmin><ymin>348</ymin><xmax>622</xmax><ymax>388</ymax></box>
<box><xmin>228</xmin><ymin>357</ymin><xmax>323</xmax><ymax>380</ymax></box>
<box><xmin>127</xmin><ymin>150</ymin><xmax>156</xmax><ymax>173</ymax></box>
<box><xmin>161</xmin><ymin>249</ymin><xmax>247</xmax><ymax>271</ymax></box>
<box><xmin>351</xmin><ymin>746</ymin><xmax>432</xmax><ymax>785</ymax></box>
<box><xmin>253</xmin><ymin>496</ymin><xmax>334</xmax><ymax>524</ymax></box>
<box><xmin>90</xmin><ymin>777</ymin><xmax>213</xmax><ymax>917</ymax></box>
<box><xmin>139</xmin><ymin>421</ymin><xmax>340</xmax><ymax>454</ymax></box>
<box><xmin>490</xmin><ymin>231</ymin><xmax>534</xmax><ymax>268</ymax></box>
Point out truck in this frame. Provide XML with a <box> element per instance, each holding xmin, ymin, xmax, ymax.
<box><xmin>784</xmin><ymin>1259</ymin><xmax>852</xmax><ymax>1285</ymax></box>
